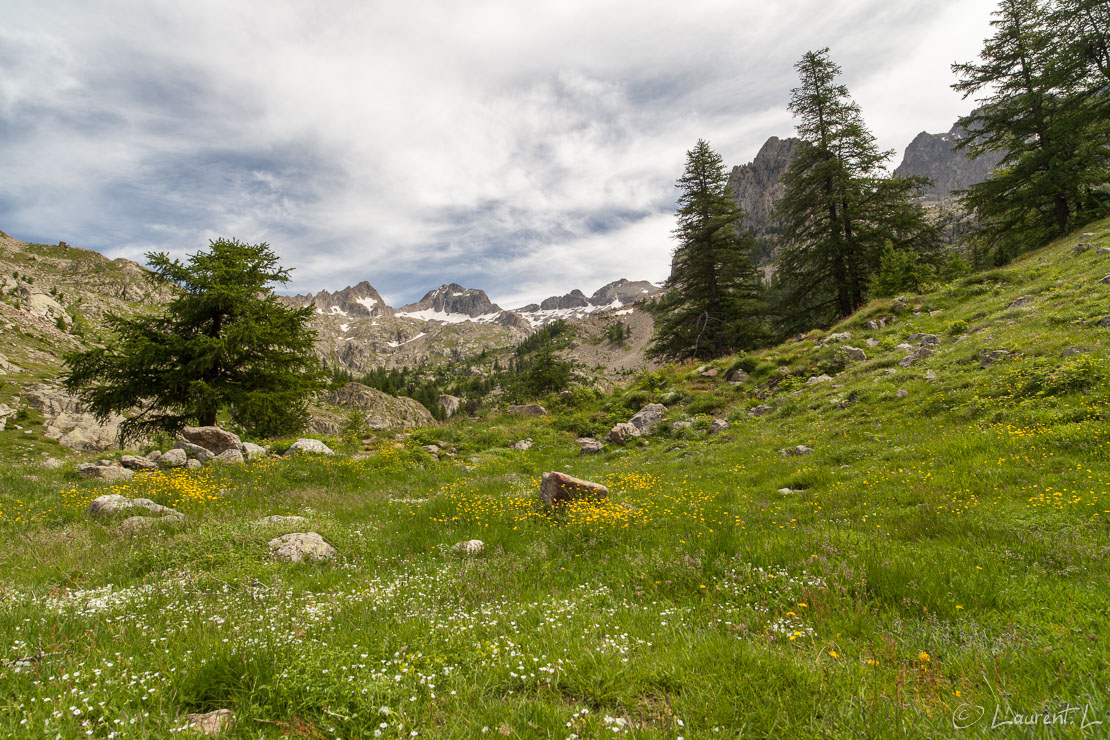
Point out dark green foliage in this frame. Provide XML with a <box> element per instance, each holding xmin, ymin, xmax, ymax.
<box><xmin>869</xmin><ymin>243</ymin><xmax>935</xmax><ymax>297</ymax></box>
<box><xmin>605</xmin><ymin>321</ymin><xmax>631</xmax><ymax>345</ymax></box>
<box><xmin>775</xmin><ymin>49</ymin><xmax>940</xmax><ymax>332</ymax></box>
<box><xmin>62</xmin><ymin>238</ymin><xmax>326</xmax><ymax>443</ymax></box>
<box><xmin>514</xmin><ymin>320</ymin><xmax>572</xmax><ymax>357</ymax></box>
<box><xmin>506</xmin><ymin>345</ymin><xmax>573</xmax><ymax>401</ymax></box>
<box><xmin>649</xmin><ymin>140</ymin><xmax>766</xmax><ymax>360</ymax></box>
<box><xmin>953</xmin><ymin>0</ymin><xmax>1110</xmax><ymax>264</ymax></box>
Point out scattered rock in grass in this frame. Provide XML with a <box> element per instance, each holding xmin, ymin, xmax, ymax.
<box><xmin>628</xmin><ymin>403</ymin><xmax>666</xmax><ymax>435</ymax></box>
<box><xmin>268</xmin><ymin>532</ymin><xmax>337</xmax><ymax>563</ymax></box>
<box><xmin>255</xmin><ymin>515</ymin><xmax>307</xmax><ymax>526</ymax></box>
<box><xmin>158</xmin><ymin>448</ymin><xmax>188</xmax><ymax>469</ymax></box>
<box><xmin>185</xmin><ymin>459</ymin><xmax>202</xmax><ymax>470</ymax></box>
<box><xmin>899</xmin><ymin>347</ymin><xmax>933</xmax><ymax>368</ymax></box>
<box><xmin>183</xmin><ymin>709</ymin><xmax>235</xmax><ymax>737</ymax></box>
<box><xmin>452</xmin><ymin>539</ymin><xmax>484</xmax><ymax>555</ymax></box>
<box><xmin>509</xmin><ymin>439</ymin><xmax>533</xmax><ymax>451</ymax></box>
<box><xmin>577</xmin><ymin>438</ymin><xmax>604</xmax><ymax>455</ymax></box>
<box><xmin>117</xmin><ymin>515</ymin><xmax>184</xmax><ymax>535</ymax></box>
<box><xmin>42</xmin><ymin>457</ymin><xmax>64</xmax><ymax>470</ymax></box>
<box><xmin>284</xmin><ymin>439</ymin><xmax>335</xmax><ymax>456</ymax></box>
<box><xmin>881</xmin><ymin>369</ymin><xmax>898</xmax><ymax>377</ymax></box>
<box><xmin>1100</xmin><ymin>317</ymin><xmax>1110</xmax><ymax>328</ymax></box>
<box><xmin>88</xmin><ymin>494</ymin><xmax>181</xmax><ymax>519</ymax></box>
<box><xmin>822</xmin><ymin>332</ymin><xmax>852</xmax><ymax>345</ymax></box>
<box><xmin>807</xmin><ymin>374</ymin><xmax>833</xmax><ymax>385</ymax></box>
<box><xmin>120</xmin><ymin>454</ymin><xmax>157</xmax><ymax>471</ymax></box>
<box><xmin>980</xmin><ymin>349</ymin><xmax>1011</xmax><ymax>368</ymax></box>
<box><xmin>174</xmin><ymin>441</ymin><xmax>212</xmax><ymax>463</ymax></box>
<box><xmin>708</xmin><ymin>418</ymin><xmax>729</xmax><ymax>434</ymax></box>
<box><xmin>1102</xmin><ymin>274</ymin><xmax>1110</xmax><ymax>285</ymax></box>
<box><xmin>701</xmin><ymin>368</ymin><xmax>719</xmax><ymax>378</ymax></box>
<box><xmin>1097</xmin><ymin>248</ymin><xmax>1110</xmax><ymax>255</ymax></box>
<box><xmin>749</xmin><ymin>405</ymin><xmax>772</xmax><ymax>417</ymax></box>
<box><xmin>181</xmin><ymin>426</ymin><xmax>243</xmax><ymax>456</ymax></box>
<box><xmin>214</xmin><ymin>449</ymin><xmax>244</xmax><ymax>464</ymax></box>
<box><xmin>422</xmin><ymin>444</ymin><xmax>440</xmax><ymax>456</ymax></box>
<box><xmin>1009</xmin><ymin>296</ymin><xmax>1032</xmax><ymax>308</ymax></box>
<box><xmin>866</xmin><ymin>338</ymin><xmax>879</xmax><ymax>348</ymax></box>
<box><xmin>924</xmin><ymin>371</ymin><xmax>938</xmax><ymax>380</ymax></box>
<box><xmin>907</xmin><ymin>333</ymin><xmax>940</xmax><ymax>348</ymax></box>
<box><xmin>778</xmin><ymin>487</ymin><xmax>795</xmax><ymax>494</ymax></box>
<box><xmin>242</xmin><ymin>442</ymin><xmax>266</xmax><ymax>459</ymax></box>
<box><xmin>671</xmin><ymin>421</ymin><xmax>692</xmax><ymax>432</ymax></box>
<box><xmin>777</xmin><ymin>366</ymin><xmax>791</xmax><ymax>374</ymax></box>
<box><xmin>778</xmin><ymin>445</ymin><xmax>814</xmax><ymax>457</ymax></box>
<box><xmin>76</xmin><ymin>462</ymin><xmax>134</xmax><ymax>481</ymax></box>
<box><xmin>507</xmin><ymin>404</ymin><xmax>547</xmax><ymax>417</ymax></box>
<box><xmin>1062</xmin><ymin>347</ymin><xmax>1087</xmax><ymax>357</ymax></box>
<box><xmin>892</xmin><ymin>297</ymin><xmax>909</xmax><ymax>312</ymax></box>
<box><xmin>896</xmin><ymin>389</ymin><xmax>909</xmax><ymax>398</ymax></box>
<box><xmin>726</xmin><ymin>369</ymin><xmax>748</xmax><ymax>384</ymax></box>
<box><xmin>837</xmin><ymin>346</ymin><xmax>867</xmax><ymax>362</ymax></box>
<box><xmin>539</xmin><ymin>471</ymin><xmax>609</xmax><ymax>507</ymax></box>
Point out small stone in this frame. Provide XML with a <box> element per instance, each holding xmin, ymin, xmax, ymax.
<box><xmin>76</xmin><ymin>462</ymin><xmax>134</xmax><ymax>481</ymax></box>
<box><xmin>1062</xmin><ymin>347</ymin><xmax>1087</xmax><ymax>357</ymax></box>
<box><xmin>174</xmin><ymin>441</ymin><xmax>212</xmax><ymax>463</ymax></box>
<box><xmin>866</xmin><ymin>338</ymin><xmax>879</xmax><ymax>348</ymax></box>
<box><xmin>255</xmin><ymin>515</ymin><xmax>308</xmax><ymax>526</ymax></box>
<box><xmin>509</xmin><ymin>439</ymin><xmax>533</xmax><ymax>451</ymax></box>
<box><xmin>1101</xmin><ymin>274</ymin><xmax>1110</xmax><ymax>285</ymax></box>
<box><xmin>120</xmin><ymin>454</ymin><xmax>158</xmax><ymax>471</ymax></box>
<box><xmin>1097</xmin><ymin>248</ymin><xmax>1110</xmax><ymax>255</ymax></box>
<box><xmin>605</xmin><ymin>422</ymin><xmax>638</xmax><ymax>445</ymax></box>
<box><xmin>181</xmin><ymin>426</ymin><xmax>243</xmax><ymax>456</ymax></box>
<box><xmin>777</xmin><ymin>366</ymin><xmax>791</xmax><ymax>375</ymax></box>
<box><xmin>158</xmin><ymin>448</ymin><xmax>188</xmax><ymax>469</ymax></box>
<box><xmin>899</xmin><ymin>347</ymin><xmax>933</xmax><ymax>368</ymax></box>
<box><xmin>268</xmin><ymin>532</ymin><xmax>337</xmax><ymax>562</ymax></box>
<box><xmin>837</xmin><ymin>346</ymin><xmax>867</xmax><ymax>362</ymax></box>
<box><xmin>778</xmin><ymin>445</ymin><xmax>814</xmax><ymax>457</ymax></box>
<box><xmin>807</xmin><ymin>374</ymin><xmax>833</xmax><ymax>385</ymax></box>
<box><xmin>507</xmin><ymin>404</ymin><xmax>547</xmax><ymax>417</ymax></box>
<box><xmin>1100</xmin><ymin>317</ymin><xmax>1110</xmax><ymax>328</ymax></box>
<box><xmin>980</xmin><ymin>349</ymin><xmax>1010</xmax><ymax>368</ymax></box>
<box><xmin>671</xmin><ymin>421</ymin><xmax>693</xmax><ymax>431</ymax></box>
<box><xmin>725</xmin><ymin>369</ymin><xmax>748</xmax><ymax>384</ymax></box>
<box><xmin>628</xmin><ymin>403</ymin><xmax>666</xmax><ymax>435</ymax></box>
<box><xmin>701</xmin><ymin>368</ymin><xmax>719</xmax><ymax>378</ymax></box>
<box><xmin>924</xmin><ymin>371</ymin><xmax>937</xmax><ymax>381</ymax></box>
<box><xmin>778</xmin><ymin>488</ymin><xmax>795</xmax><ymax>494</ymax></box>
<box><xmin>183</xmin><ymin>709</ymin><xmax>235</xmax><ymax>737</ymax></box>
<box><xmin>881</xmin><ymin>368</ymin><xmax>898</xmax><ymax>376</ymax></box>
<box><xmin>42</xmin><ymin>457</ymin><xmax>64</xmax><ymax>470</ymax></box>
<box><xmin>1009</xmin><ymin>296</ymin><xmax>1031</xmax><ymax>308</ymax></box>
<box><xmin>539</xmin><ymin>472</ymin><xmax>609</xmax><ymax>507</ymax></box>
<box><xmin>214</xmin><ymin>449</ymin><xmax>244</xmax><ymax>464</ymax></box>
<box><xmin>285</xmin><ymin>438</ymin><xmax>335</xmax><ymax>456</ymax></box>
<box><xmin>451</xmin><ymin>539</ymin><xmax>484</xmax><ymax>555</ymax></box>
<box><xmin>823</xmin><ymin>332</ymin><xmax>852</xmax><ymax>345</ymax></box>
<box><xmin>896</xmin><ymin>389</ymin><xmax>909</xmax><ymax>398</ymax></box>
<box><xmin>87</xmin><ymin>494</ymin><xmax>181</xmax><ymax>519</ymax></box>
<box><xmin>907</xmin><ymin>333</ymin><xmax>940</xmax><ymax>347</ymax></box>
<box><xmin>708</xmin><ymin>418</ymin><xmax>729</xmax><ymax>434</ymax></box>
<box><xmin>242</xmin><ymin>442</ymin><xmax>267</xmax><ymax>459</ymax></box>
<box><xmin>185</xmin><ymin>459</ymin><xmax>202</xmax><ymax>470</ymax></box>
<box><xmin>577</xmin><ymin>438</ymin><xmax>604</xmax><ymax>455</ymax></box>
<box><xmin>749</xmin><ymin>405</ymin><xmax>772</xmax><ymax>417</ymax></box>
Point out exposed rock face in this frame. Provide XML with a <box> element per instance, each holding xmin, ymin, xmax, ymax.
<box><xmin>540</xmin><ymin>289</ymin><xmax>589</xmax><ymax>310</ymax></box>
<box><xmin>23</xmin><ymin>383</ymin><xmax>126</xmax><ymax>452</ymax></box>
<box><xmin>605</xmin><ymin>422</ymin><xmax>638</xmax><ymax>445</ymax></box>
<box><xmin>893</xmin><ymin>121</ymin><xmax>1004</xmax><ymax>201</ymax></box>
<box><xmin>319</xmin><ymin>383</ymin><xmax>435</xmax><ymax>429</ymax></box>
<box><xmin>268</xmin><ymin>532</ymin><xmax>337</xmax><ymax>562</ymax></box>
<box><xmin>587</xmin><ymin>279</ymin><xmax>662</xmax><ymax>307</ymax></box>
<box><xmin>899</xmin><ymin>347</ymin><xmax>934</xmax><ymax>368</ymax></box>
<box><xmin>286</xmin><ymin>280</ymin><xmax>393</xmax><ymax>318</ymax></box>
<box><xmin>838</xmin><ymin>346</ymin><xmax>867</xmax><ymax>363</ymax></box>
<box><xmin>539</xmin><ymin>472</ymin><xmax>609</xmax><ymax>507</ymax></box>
<box><xmin>727</xmin><ymin>136</ymin><xmax>800</xmax><ymax>242</ymax></box>
<box><xmin>400</xmin><ymin>284</ymin><xmax>502</xmax><ymax>318</ymax></box>
<box><xmin>749</xmin><ymin>405</ymin><xmax>773</xmax><ymax>417</ymax></box>
<box><xmin>438</xmin><ymin>394</ymin><xmax>462</xmax><ymax>418</ymax></box>
<box><xmin>181</xmin><ymin>426</ymin><xmax>243</xmax><ymax>456</ymax></box>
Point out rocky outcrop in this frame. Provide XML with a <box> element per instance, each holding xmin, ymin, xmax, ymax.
<box><xmin>180</xmin><ymin>426</ymin><xmax>243</xmax><ymax>456</ymax></box>
<box><xmin>893</xmin><ymin>120</ymin><xmax>1004</xmax><ymax>201</ymax></box>
<box><xmin>315</xmin><ymin>383</ymin><xmax>436</xmax><ymax>430</ymax></box>
<box><xmin>23</xmin><ymin>383</ymin><xmax>126</xmax><ymax>452</ymax></box>
<box><xmin>587</xmin><ymin>279</ymin><xmax>662</xmax><ymax>307</ymax></box>
<box><xmin>284</xmin><ymin>438</ymin><xmax>336</xmax><ymax>456</ymax></box>
<box><xmin>286</xmin><ymin>281</ymin><xmax>393</xmax><ymax>318</ymax></box>
<box><xmin>540</xmin><ymin>289</ymin><xmax>589</xmax><ymax>310</ymax></box>
<box><xmin>399</xmin><ymin>284</ymin><xmax>502</xmax><ymax>318</ymax></box>
<box><xmin>268</xmin><ymin>532</ymin><xmax>337</xmax><ymax>562</ymax></box>
<box><xmin>727</xmin><ymin>136</ymin><xmax>800</xmax><ymax>239</ymax></box>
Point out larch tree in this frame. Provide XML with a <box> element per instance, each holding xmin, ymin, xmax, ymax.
<box><xmin>648</xmin><ymin>139</ymin><xmax>765</xmax><ymax>361</ymax></box>
<box><xmin>63</xmin><ymin>238</ymin><xmax>326</xmax><ymax>444</ymax></box>
<box><xmin>775</xmin><ymin>48</ymin><xmax>938</xmax><ymax>330</ymax></box>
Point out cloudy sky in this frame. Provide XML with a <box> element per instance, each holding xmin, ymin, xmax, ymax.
<box><xmin>1</xmin><ymin>0</ymin><xmax>997</xmax><ymax>307</ymax></box>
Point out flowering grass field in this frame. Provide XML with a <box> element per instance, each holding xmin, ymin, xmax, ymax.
<box><xmin>0</xmin><ymin>223</ymin><xmax>1109</xmax><ymax>737</ymax></box>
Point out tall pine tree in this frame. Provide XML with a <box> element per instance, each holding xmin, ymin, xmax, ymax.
<box><xmin>775</xmin><ymin>49</ymin><xmax>938</xmax><ymax>330</ymax></box>
<box><xmin>648</xmin><ymin>140</ymin><xmax>764</xmax><ymax>360</ymax></box>
<box><xmin>953</xmin><ymin>0</ymin><xmax>1109</xmax><ymax>263</ymax></box>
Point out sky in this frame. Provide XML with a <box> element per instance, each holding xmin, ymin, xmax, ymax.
<box><xmin>0</xmin><ymin>0</ymin><xmax>998</xmax><ymax>308</ymax></box>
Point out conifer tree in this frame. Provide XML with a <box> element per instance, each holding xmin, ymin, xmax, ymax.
<box><xmin>63</xmin><ymin>238</ymin><xmax>326</xmax><ymax>443</ymax></box>
<box><xmin>648</xmin><ymin>140</ymin><xmax>765</xmax><ymax>360</ymax></box>
<box><xmin>953</xmin><ymin>0</ymin><xmax>1110</xmax><ymax>263</ymax></box>
<box><xmin>775</xmin><ymin>49</ymin><xmax>938</xmax><ymax>330</ymax></box>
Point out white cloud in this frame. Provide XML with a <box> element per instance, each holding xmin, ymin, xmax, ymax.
<box><xmin>0</xmin><ymin>0</ymin><xmax>998</xmax><ymax>306</ymax></box>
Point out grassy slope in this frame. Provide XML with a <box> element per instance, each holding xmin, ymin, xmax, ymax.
<box><xmin>0</xmin><ymin>221</ymin><xmax>1108</xmax><ymax>737</ymax></box>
